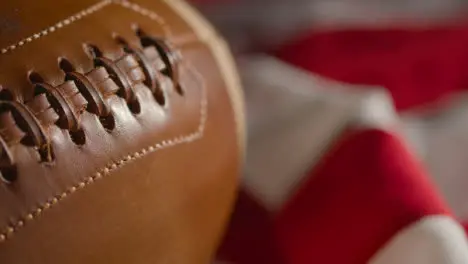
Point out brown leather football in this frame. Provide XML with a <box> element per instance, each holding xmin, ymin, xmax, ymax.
<box><xmin>0</xmin><ymin>0</ymin><xmax>245</xmax><ymax>263</ymax></box>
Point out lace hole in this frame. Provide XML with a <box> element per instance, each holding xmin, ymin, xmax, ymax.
<box><xmin>153</xmin><ymin>89</ymin><xmax>166</xmax><ymax>106</ymax></box>
<box><xmin>28</xmin><ymin>71</ymin><xmax>44</xmax><ymax>84</ymax></box>
<box><xmin>83</xmin><ymin>43</ymin><xmax>103</xmax><ymax>59</ymax></box>
<box><xmin>8</xmin><ymin>109</ymin><xmax>36</xmax><ymax>147</ymax></box>
<box><xmin>176</xmin><ymin>84</ymin><xmax>184</xmax><ymax>96</ymax></box>
<box><xmin>99</xmin><ymin>114</ymin><xmax>115</xmax><ymax>132</ymax></box>
<box><xmin>0</xmin><ymin>166</ymin><xmax>17</xmax><ymax>183</ymax></box>
<box><xmin>69</xmin><ymin>129</ymin><xmax>86</xmax><ymax>145</ymax></box>
<box><xmin>127</xmin><ymin>99</ymin><xmax>141</xmax><ymax>114</ymax></box>
<box><xmin>0</xmin><ymin>87</ymin><xmax>14</xmax><ymax>101</ymax></box>
<box><xmin>38</xmin><ymin>144</ymin><xmax>55</xmax><ymax>163</ymax></box>
<box><xmin>132</xmin><ymin>25</ymin><xmax>146</xmax><ymax>38</ymax></box>
<box><xmin>58</xmin><ymin>57</ymin><xmax>76</xmax><ymax>73</ymax></box>
<box><xmin>114</xmin><ymin>35</ymin><xmax>132</xmax><ymax>53</ymax></box>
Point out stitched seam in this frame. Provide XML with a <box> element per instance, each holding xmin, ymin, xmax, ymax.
<box><xmin>0</xmin><ymin>1</ymin><xmax>207</xmax><ymax>243</ymax></box>
<box><xmin>0</xmin><ymin>0</ymin><xmax>112</xmax><ymax>55</ymax></box>
<box><xmin>0</xmin><ymin>0</ymin><xmax>174</xmax><ymax>56</ymax></box>
<box><xmin>114</xmin><ymin>0</ymin><xmax>173</xmax><ymax>37</ymax></box>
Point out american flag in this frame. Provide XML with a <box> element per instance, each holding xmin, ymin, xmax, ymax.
<box><xmin>193</xmin><ymin>0</ymin><xmax>468</xmax><ymax>263</ymax></box>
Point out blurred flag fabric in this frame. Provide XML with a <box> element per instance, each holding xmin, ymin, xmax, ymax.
<box><xmin>191</xmin><ymin>0</ymin><xmax>468</xmax><ymax>263</ymax></box>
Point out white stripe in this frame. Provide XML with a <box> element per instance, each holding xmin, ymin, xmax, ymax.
<box><xmin>241</xmin><ymin>55</ymin><xmax>396</xmax><ymax>210</ymax></box>
<box><xmin>370</xmin><ymin>216</ymin><xmax>468</xmax><ymax>264</ymax></box>
<box><xmin>401</xmin><ymin>94</ymin><xmax>468</xmax><ymax>220</ymax></box>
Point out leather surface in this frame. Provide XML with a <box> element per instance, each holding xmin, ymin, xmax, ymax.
<box><xmin>0</xmin><ymin>0</ymin><xmax>244</xmax><ymax>263</ymax></box>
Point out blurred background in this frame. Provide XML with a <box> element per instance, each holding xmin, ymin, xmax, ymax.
<box><xmin>190</xmin><ymin>1</ymin><xmax>468</xmax><ymax>263</ymax></box>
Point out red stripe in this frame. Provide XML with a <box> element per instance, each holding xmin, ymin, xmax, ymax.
<box><xmin>272</xmin><ymin>25</ymin><xmax>468</xmax><ymax>111</ymax></box>
<box><xmin>275</xmin><ymin>129</ymin><xmax>449</xmax><ymax>264</ymax></box>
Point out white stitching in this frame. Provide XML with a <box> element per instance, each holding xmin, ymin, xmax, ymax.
<box><xmin>0</xmin><ymin>0</ymin><xmax>176</xmax><ymax>56</ymax></box>
<box><xmin>0</xmin><ymin>62</ymin><xmax>207</xmax><ymax>243</ymax></box>
<box><xmin>0</xmin><ymin>0</ymin><xmax>112</xmax><ymax>55</ymax></box>
<box><xmin>113</xmin><ymin>0</ymin><xmax>173</xmax><ymax>37</ymax></box>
